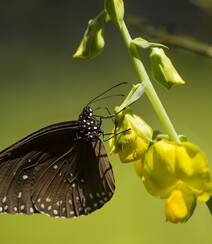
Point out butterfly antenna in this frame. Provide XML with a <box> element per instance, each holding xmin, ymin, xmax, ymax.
<box><xmin>95</xmin><ymin>106</ymin><xmax>125</xmax><ymax>119</ymax></box>
<box><xmin>87</xmin><ymin>82</ymin><xmax>127</xmax><ymax>106</ymax></box>
<box><xmin>104</xmin><ymin>106</ymin><xmax>115</xmax><ymax>123</ymax></box>
<box><xmin>103</xmin><ymin>129</ymin><xmax>131</xmax><ymax>142</ymax></box>
<box><xmin>89</xmin><ymin>94</ymin><xmax>125</xmax><ymax>105</ymax></box>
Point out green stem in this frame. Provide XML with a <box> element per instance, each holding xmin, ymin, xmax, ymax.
<box><xmin>119</xmin><ymin>21</ymin><xmax>180</xmax><ymax>143</ymax></box>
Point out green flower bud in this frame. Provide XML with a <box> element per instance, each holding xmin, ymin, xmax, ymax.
<box><xmin>73</xmin><ymin>12</ymin><xmax>106</xmax><ymax>59</ymax></box>
<box><xmin>150</xmin><ymin>48</ymin><xmax>185</xmax><ymax>89</ymax></box>
<box><xmin>104</xmin><ymin>0</ymin><xmax>124</xmax><ymax>26</ymax></box>
<box><xmin>109</xmin><ymin>107</ymin><xmax>153</xmax><ymax>163</ymax></box>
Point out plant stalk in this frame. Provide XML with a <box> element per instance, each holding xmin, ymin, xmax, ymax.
<box><xmin>119</xmin><ymin>21</ymin><xmax>180</xmax><ymax>142</ymax></box>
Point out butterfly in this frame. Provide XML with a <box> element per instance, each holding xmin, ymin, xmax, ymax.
<box><xmin>0</xmin><ymin>83</ymin><xmax>126</xmax><ymax>218</ymax></box>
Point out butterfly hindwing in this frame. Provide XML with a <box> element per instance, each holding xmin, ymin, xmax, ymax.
<box><xmin>0</xmin><ymin>150</ymin><xmax>42</xmax><ymax>214</ymax></box>
<box><xmin>32</xmin><ymin>139</ymin><xmax>115</xmax><ymax>218</ymax></box>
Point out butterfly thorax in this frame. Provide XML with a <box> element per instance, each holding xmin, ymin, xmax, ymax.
<box><xmin>78</xmin><ymin>106</ymin><xmax>102</xmax><ymax>140</ymax></box>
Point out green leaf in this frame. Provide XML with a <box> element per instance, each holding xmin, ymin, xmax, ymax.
<box><xmin>73</xmin><ymin>11</ymin><xmax>106</xmax><ymax>60</ymax></box>
<box><xmin>119</xmin><ymin>82</ymin><xmax>146</xmax><ymax>110</ymax></box>
<box><xmin>104</xmin><ymin>0</ymin><xmax>124</xmax><ymax>26</ymax></box>
<box><xmin>206</xmin><ymin>197</ymin><xmax>212</xmax><ymax>215</ymax></box>
<box><xmin>131</xmin><ymin>37</ymin><xmax>168</xmax><ymax>50</ymax></box>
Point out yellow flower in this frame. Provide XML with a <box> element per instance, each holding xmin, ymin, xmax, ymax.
<box><xmin>109</xmin><ymin>107</ymin><xmax>153</xmax><ymax>163</ymax></box>
<box><xmin>141</xmin><ymin>140</ymin><xmax>212</xmax><ymax>223</ymax></box>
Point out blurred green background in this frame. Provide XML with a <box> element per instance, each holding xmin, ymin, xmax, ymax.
<box><xmin>0</xmin><ymin>1</ymin><xmax>212</xmax><ymax>244</ymax></box>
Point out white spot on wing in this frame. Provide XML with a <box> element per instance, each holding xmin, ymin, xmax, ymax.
<box><xmin>53</xmin><ymin>165</ymin><xmax>58</xmax><ymax>169</ymax></box>
<box><xmin>22</xmin><ymin>175</ymin><xmax>28</xmax><ymax>180</ymax></box>
<box><xmin>2</xmin><ymin>197</ymin><xmax>7</xmax><ymax>203</ymax></box>
<box><xmin>48</xmin><ymin>206</ymin><xmax>52</xmax><ymax>210</ymax></box>
<box><xmin>18</xmin><ymin>192</ymin><xmax>22</xmax><ymax>198</ymax></box>
<box><xmin>53</xmin><ymin>210</ymin><xmax>58</xmax><ymax>215</ymax></box>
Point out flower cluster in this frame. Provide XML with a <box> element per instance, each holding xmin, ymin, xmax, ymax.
<box><xmin>110</xmin><ymin>109</ymin><xmax>212</xmax><ymax>223</ymax></box>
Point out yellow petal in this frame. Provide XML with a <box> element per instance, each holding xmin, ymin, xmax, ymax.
<box><xmin>142</xmin><ymin>140</ymin><xmax>178</xmax><ymax>198</ymax></box>
<box><xmin>175</xmin><ymin>142</ymin><xmax>212</xmax><ymax>201</ymax></box>
<box><xmin>165</xmin><ymin>186</ymin><xmax>196</xmax><ymax>223</ymax></box>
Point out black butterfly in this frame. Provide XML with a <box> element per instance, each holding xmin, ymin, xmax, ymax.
<box><xmin>0</xmin><ymin>83</ymin><xmax>126</xmax><ymax>218</ymax></box>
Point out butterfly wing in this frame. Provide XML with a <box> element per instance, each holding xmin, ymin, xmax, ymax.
<box><xmin>32</xmin><ymin>139</ymin><xmax>115</xmax><ymax>218</ymax></box>
<box><xmin>0</xmin><ymin>121</ymin><xmax>79</xmax><ymax>214</ymax></box>
<box><xmin>0</xmin><ymin>121</ymin><xmax>115</xmax><ymax>217</ymax></box>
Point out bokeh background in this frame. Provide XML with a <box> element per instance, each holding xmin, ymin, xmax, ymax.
<box><xmin>0</xmin><ymin>1</ymin><xmax>212</xmax><ymax>244</ymax></box>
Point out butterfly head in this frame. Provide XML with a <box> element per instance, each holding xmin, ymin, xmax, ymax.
<box><xmin>81</xmin><ymin>106</ymin><xmax>93</xmax><ymax>117</ymax></box>
<box><xmin>78</xmin><ymin>106</ymin><xmax>102</xmax><ymax>140</ymax></box>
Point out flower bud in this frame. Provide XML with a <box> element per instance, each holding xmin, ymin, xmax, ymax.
<box><xmin>73</xmin><ymin>14</ymin><xmax>105</xmax><ymax>60</ymax></box>
<box><xmin>109</xmin><ymin>107</ymin><xmax>153</xmax><ymax>163</ymax></box>
<box><xmin>150</xmin><ymin>48</ymin><xmax>185</xmax><ymax>89</ymax></box>
<box><xmin>104</xmin><ymin>0</ymin><xmax>124</xmax><ymax>26</ymax></box>
<box><xmin>165</xmin><ymin>185</ymin><xmax>196</xmax><ymax>223</ymax></box>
